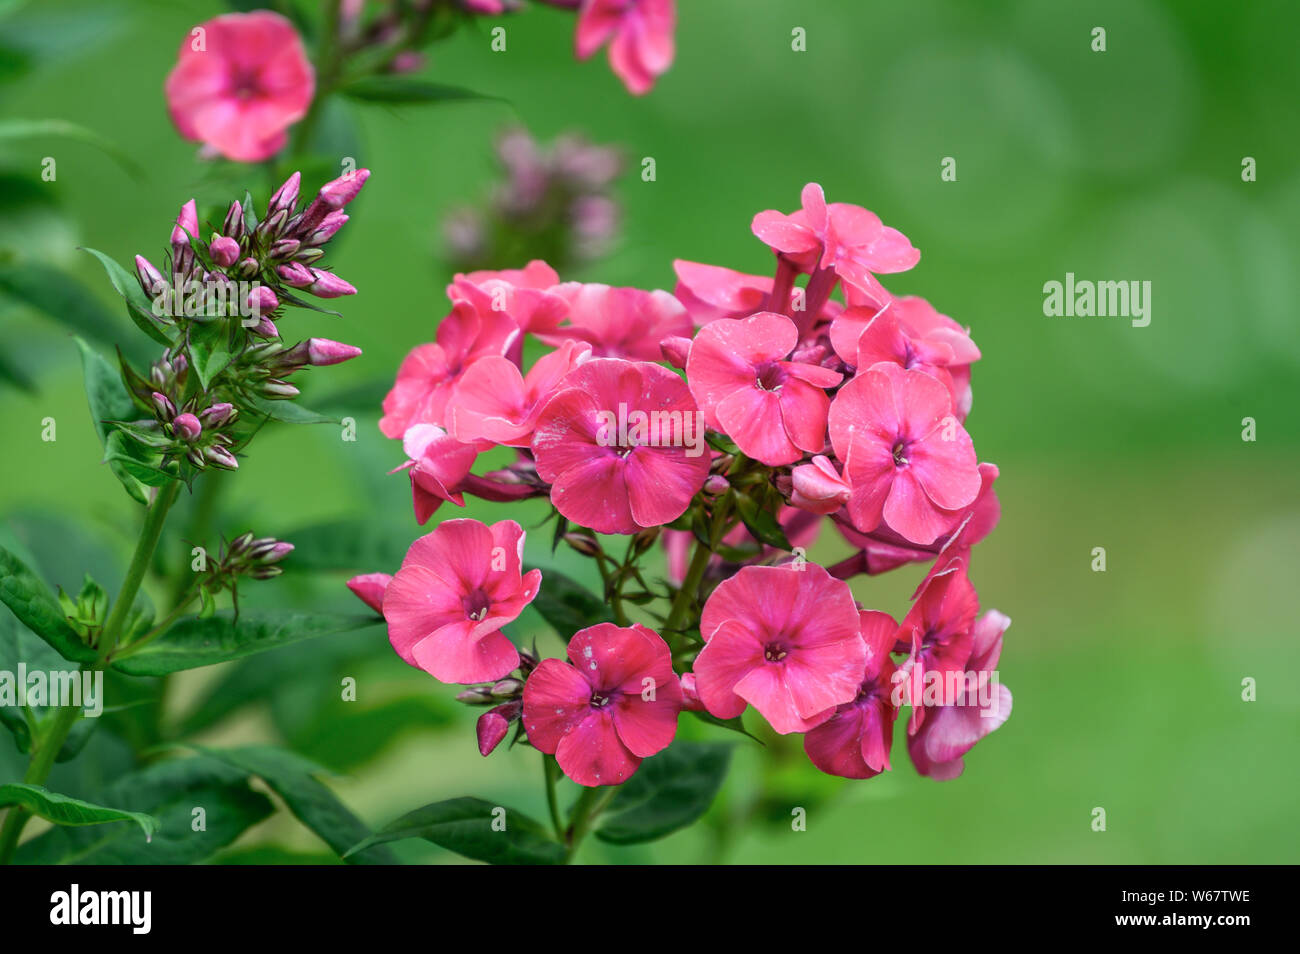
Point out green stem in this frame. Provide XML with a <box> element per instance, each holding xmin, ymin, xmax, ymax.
<box><xmin>0</xmin><ymin>480</ymin><xmax>180</xmax><ymax>864</ymax></box>
<box><xmin>542</xmin><ymin>754</ymin><xmax>563</xmax><ymax>839</ymax></box>
<box><xmin>564</xmin><ymin>786</ymin><xmax>616</xmax><ymax>864</ymax></box>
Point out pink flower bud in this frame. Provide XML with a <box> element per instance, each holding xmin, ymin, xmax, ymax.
<box><xmin>245</xmin><ymin>285</ymin><xmax>279</xmax><ymax>316</ymax></box>
<box><xmin>276</xmin><ymin>262</ymin><xmax>313</xmax><ymax>287</ymax></box>
<box><xmin>346</xmin><ymin>572</ymin><xmax>392</xmax><ymax>614</ymax></box>
<box><xmin>476</xmin><ymin>701</ymin><xmax>521</xmax><ymax>757</ymax></box>
<box><xmin>172</xmin><ymin>412</ymin><xmax>202</xmax><ymax>442</ymax></box>
<box><xmin>204</xmin><ymin>445</ymin><xmax>239</xmax><ymax>470</ymax></box>
<box><xmin>269</xmin><ymin>171</ymin><xmax>301</xmax><ymax>214</ymax></box>
<box><xmin>660</xmin><ymin>335</ymin><xmax>692</xmax><ymax>369</ymax></box>
<box><xmin>305</xmin><ymin>270</ymin><xmax>356</xmax><ymax>298</ymax></box>
<box><xmin>317</xmin><ymin>168</ymin><xmax>370</xmax><ymax>209</ymax></box>
<box><xmin>223</xmin><ymin>200</ymin><xmax>246</xmax><ymax>240</ymax></box>
<box><xmin>679</xmin><ymin>673</ymin><xmax>706</xmax><ymax>712</ymax></box>
<box><xmin>249</xmin><ymin>316</ymin><xmax>279</xmax><ymax>339</ymax></box>
<box><xmin>269</xmin><ymin>238</ymin><xmax>301</xmax><ymax>259</ymax></box>
<box><xmin>302</xmin><ymin>210</ymin><xmax>348</xmax><ymax>246</ymax></box>
<box><xmin>209</xmin><ymin>235</ymin><xmax>240</xmax><ymax>268</ymax></box>
<box><xmin>703</xmin><ymin>474</ymin><xmax>729</xmax><ymax>496</ymax></box>
<box><xmin>790</xmin><ymin>455</ymin><xmax>852</xmax><ymax>515</ymax></box>
<box><xmin>171</xmin><ymin>199</ymin><xmax>198</xmax><ymax>247</ymax></box>
<box><xmin>135</xmin><ymin>255</ymin><xmax>166</xmax><ymax>296</ymax></box>
<box><xmin>200</xmin><ymin>402</ymin><xmax>236</xmax><ymax>427</ymax></box>
<box><xmin>236</xmin><ymin>257</ymin><xmax>261</xmax><ymax>278</ymax></box>
<box><xmin>306</xmin><ymin>338</ymin><xmax>362</xmax><ymax>366</ymax></box>
<box><xmin>261</xmin><ymin>379</ymin><xmax>300</xmax><ymax>399</ymax></box>
<box><xmin>150</xmin><ymin>391</ymin><xmax>176</xmax><ymax>421</ymax></box>
<box><xmin>250</xmin><ymin>540</ymin><xmax>294</xmax><ymax>564</ymax></box>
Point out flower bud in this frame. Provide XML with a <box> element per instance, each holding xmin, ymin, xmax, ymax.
<box><xmin>222</xmin><ymin>200</ymin><xmax>246</xmax><ymax>240</ymax></box>
<box><xmin>209</xmin><ymin>235</ymin><xmax>240</xmax><ymax>268</ymax></box>
<box><xmin>249</xmin><ymin>539</ymin><xmax>294</xmax><ymax>564</ymax></box>
<box><xmin>293</xmin><ymin>247</ymin><xmax>324</xmax><ymax>264</ymax></box>
<box><xmin>250</xmin><ymin>565</ymin><xmax>283</xmax><ymax>580</ymax></box>
<box><xmin>269</xmin><ymin>171</ymin><xmax>301</xmax><ymax>214</ymax></box>
<box><xmin>200</xmin><ymin>402</ymin><xmax>236</xmax><ymax>427</ymax></box>
<box><xmin>476</xmin><ymin>701</ymin><xmax>521</xmax><ymax>757</ymax></box>
<box><xmin>172</xmin><ymin>412</ymin><xmax>202</xmax><ymax>442</ymax></box>
<box><xmin>563</xmin><ymin>532</ymin><xmax>601</xmax><ymax>557</ymax></box>
<box><xmin>135</xmin><ymin>255</ymin><xmax>166</xmax><ymax>297</ymax></box>
<box><xmin>306</xmin><ymin>338</ymin><xmax>362</xmax><ymax>366</ymax></box>
<box><xmin>703</xmin><ymin>474</ymin><xmax>729</xmax><ymax>496</ymax></box>
<box><xmin>204</xmin><ymin>445</ymin><xmax>239</xmax><ymax>470</ymax></box>
<box><xmin>236</xmin><ymin>257</ymin><xmax>261</xmax><ymax>278</ymax></box>
<box><xmin>302</xmin><ymin>210</ymin><xmax>348</xmax><ymax>246</ymax></box>
<box><xmin>317</xmin><ymin>168</ymin><xmax>370</xmax><ymax>210</ymax></box>
<box><xmin>456</xmin><ymin>687</ymin><xmax>494</xmax><ymax>705</ymax></box>
<box><xmin>248</xmin><ymin>316</ymin><xmax>279</xmax><ymax>339</ymax></box>
<box><xmin>305</xmin><ymin>269</ymin><xmax>357</xmax><ymax>298</ymax></box>
<box><xmin>171</xmin><ymin>199</ymin><xmax>198</xmax><ymax>247</ymax></box>
<box><xmin>150</xmin><ymin>391</ymin><xmax>176</xmax><ymax>421</ymax></box>
<box><xmin>679</xmin><ymin>673</ymin><xmax>706</xmax><ymax>712</ymax></box>
<box><xmin>260</xmin><ymin>378</ymin><xmax>300</xmax><ymax>399</ymax></box>
<box><xmin>269</xmin><ymin>238</ymin><xmax>301</xmax><ymax>259</ymax></box>
<box><xmin>245</xmin><ymin>284</ymin><xmax>279</xmax><ymax>317</ymax></box>
<box><xmin>660</xmin><ymin>335</ymin><xmax>692</xmax><ymax>370</ymax></box>
<box><xmin>276</xmin><ymin>262</ymin><xmax>313</xmax><ymax>287</ymax></box>
<box><xmin>490</xmin><ymin>678</ymin><xmax>523</xmax><ymax>698</ymax></box>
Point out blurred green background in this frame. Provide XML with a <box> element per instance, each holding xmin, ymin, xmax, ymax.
<box><xmin>1</xmin><ymin>0</ymin><xmax>1297</xmax><ymax>863</ymax></box>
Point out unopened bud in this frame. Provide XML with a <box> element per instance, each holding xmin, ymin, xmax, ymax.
<box><xmin>660</xmin><ymin>335</ymin><xmax>692</xmax><ymax>370</ymax></box>
<box><xmin>245</xmin><ymin>284</ymin><xmax>279</xmax><ymax>317</ymax></box>
<box><xmin>269</xmin><ymin>171</ymin><xmax>301</xmax><ymax>214</ymax></box>
<box><xmin>317</xmin><ymin>168</ymin><xmax>370</xmax><ymax>209</ymax></box>
<box><xmin>490</xmin><ymin>678</ymin><xmax>523</xmax><ymax>698</ymax></box>
<box><xmin>269</xmin><ymin>238</ymin><xmax>301</xmax><ymax>259</ymax></box>
<box><xmin>260</xmin><ymin>378</ymin><xmax>300</xmax><ymax>399</ymax></box>
<box><xmin>205</xmin><ymin>445</ymin><xmax>239</xmax><ymax>470</ymax></box>
<box><xmin>135</xmin><ymin>255</ymin><xmax>166</xmax><ymax>297</ymax></box>
<box><xmin>564</xmin><ymin>533</ymin><xmax>601</xmax><ymax>557</ymax></box>
<box><xmin>302</xmin><ymin>210</ymin><xmax>347</xmax><ymax>246</ymax></box>
<box><xmin>456</xmin><ymin>687</ymin><xmax>494</xmax><ymax>704</ymax></box>
<box><xmin>209</xmin><ymin>235</ymin><xmax>240</xmax><ymax>268</ymax></box>
<box><xmin>222</xmin><ymin>200</ymin><xmax>246</xmax><ymax>240</ymax></box>
<box><xmin>306</xmin><ymin>338</ymin><xmax>362</xmax><ymax>366</ymax></box>
<box><xmin>277</xmin><ymin>262</ymin><xmax>313</xmax><ymax>288</ymax></box>
<box><xmin>150</xmin><ymin>391</ymin><xmax>176</xmax><ymax>421</ymax></box>
<box><xmin>172</xmin><ymin>412</ymin><xmax>202</xmax><ymax>442</ymax></box>
<box><xmin>200</xmin><ymin>402</ymin><xmax>236</xmax><ymax>427</ymax></box>
<box><xmin>171</xmin><ymin>199</ymin><xmax>198</xmax><ymax>247</ymax></box>
<box><xmin>304</xmin><ymin>269</ymin><xmax>356</xmax><ymax>298</ymax></box>
<box><xmin>236</xmin><ymin>257</ymin><xmax>261</xmax><ymax>278</ymax></box>
<box><xmin>704</xmin><ymin>474</ymin><xmax>729</xmax><ymax>496</ymax></box>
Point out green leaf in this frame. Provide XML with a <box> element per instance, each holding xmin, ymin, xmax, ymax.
<box><xmin>0</xmin><ymin>783</ymin><xmax>158</xmax><ymax>840</ymax></box>
<box><xmin>76</xmin><ymin>336</ymin><xmax>150</xmax><ymax>503</ymax></box>
<box><xmin>0</xmin><ymin>119</ymin><xmax>141</xmax><ymax>177</ymax></box>
<box><xmin>247</xmin><ymin>394</ymin><xmax>340</xmax><ymax>425</ymax></box>
<box><xmin>111</xmin><ymin>610</ymin><xmax>380</xmax><ymax>676</ymax></box>
<box><xmin>276</xmin><ymin>518</ymin><xmax>408</xmax><ymax>573</ymax></box>
<box><xmin>15</xmin><ymin>755</ymin><xmax>273</xmax><ymax>864</ymax></box>
<box><xmin>347</xmin><ymin>797</ymin><xmax>564</xmax><ymax>865</ymax></box>
<box><xmin>527</xmin><ymin>567</ymin><xmax>613</xmax><ymax>637</ymax></box>
<box><xmin>340</xmin><ymin>76</ymin><xmax>502</xmax><ymax>105</ymax></box>
<box><xmin>0</xmin><ymin>263</ymin><xmax>120</xmax><ymax>345</ymax></box>
<box><xmin>0</xmin><ymin>544</ymin><xmax>95</xmax><ymax>663</ymax></box>
<box><xmin>732</xmin><ymin>490</ymin><xmax>792</xmax><ymax>550</ymax></box>
<box><xmin>186</xmin><ymin>745</ymin><xmax>398</xmax><ymax>865</ymax></box>
<box><xmin>80</xmin><ymin>246</ymin><xmax>174</xmax><ymax>347</ymax></box>
<box><xmin>595</xmin><ymin>741</ymin><xmax>732</xmax><ymax>845</ymax></box>
<box><xmin>188</xmin><ymin>321</ymin><xmax>230</xmax><ymax>390</ymax></box>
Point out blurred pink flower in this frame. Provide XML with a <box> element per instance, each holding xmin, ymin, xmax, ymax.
<box><xmin>383</xmin><ymin>519</ymin><xmax>541</xmax><ymax>684</ymax></box>
<box><xmin>523</xmin><ymin>622</ymin><xmax>682</xmax><ymax>785</ymax></box>
<box><xmin>828</xmin><ymin>361</ymin><xmax>981</xmax><ymax>546</ymax></box>
<box><xmin>686</xmin><ymin>311</ymin><xmax>841</xmax><ymax>466</ymax></box>
<box><xmin>693</xmin><ymin>564</ymin><xmax>866</xmax><ymax>734</ymax></box>
<box><xmin>803</xmin><ymin>610</ymin><xmax>900</xmax><ymax>778</ymax></box>
<box><xmin>164</xmin><ymin>11</ymin><xmax>314</xmax><ymax>162</ymax></box>
<box><xmin>532</xmin><ymin>358</ymin><xmax>709</xmax><ymax>534</ymax></box>
<box><xmin>575</xmin><ymin>0</ymin><xmax>676</xmax><ymax>96</ymax></box>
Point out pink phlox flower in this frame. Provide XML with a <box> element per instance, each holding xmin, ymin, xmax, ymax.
<box><xmin>523</xmin><ymin>622</ymin><xmax>682</xmax><ymax>785</ymax></box>
<box><xmin>395</xmin><ymin>424</ymin><xmax>486</xmax><ymax>525</ymax></box>
<box><xmin>379</xmin><ymin>300</ymin><xmax>520</xmax><ymax>438</ymax></box>
<box><xmin>686</xmin><ymin>312</ymin><xmax>841</xmax><ymax>466</ymax></box>
<box><xmin>803</xmin><ymin>610</ymin><xmax>900</xmax><ymax>779</ymax></box>
<box><xmin>893</xmin><ymin>562</ymin><xmax>979</xmax><ymax>733</ymax></box>
<box><xmin>693</xmin><ymin>564</ymin><xmax>866</xmax><ymax>735</ymax></box>
<box><xmin>382</xmin><ymin>518</ymin><xmax>541</xmax><ymax>684</ymax></box>
<box><xmin>447</xmin><ymin>261</ymin><xmax>570</xmax><ymax>336</ymax></box>
<box><xmin>828</xmin><ymin>361</ymin><xmax>981</xmax><ymax>546</ymax></box>
<box><xmin>538</xmin><ymin>282</ymin><xmax>692</xmax><ymax>362</ymax></box>
<box><xmin>790</xmin><ymin>454</ymin><xmax>852</xmax><ymax>515</ymax></box>
<box><xmin>446</xmin><ymin>340</ymin><xmax>592</xmax><ymax>446</ymax></box>
<box><xmin>165</xmin><ymin>12</ymin><xmax>314</xmax><ymax>162</ymax></box>
<box><xmin>574</xmin><ymin>0</ymin><xmax>676</xmax><ymax>96</ymax></box>
<box><xmin>532</xmin><ymin>358</ymin><xmax>709</xmax><ymax>534</ymax></box>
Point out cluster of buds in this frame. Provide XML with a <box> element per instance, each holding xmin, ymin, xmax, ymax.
<box><xmin>444</xmin><ymin>126</ymin><xmax>622</xmax><ymax>272</ymax></box>
<box><xmin>454</xmin><ymin>647</ymin><xmax>538</xmax><ymax>756</ymax></box>
<box><xmin>111</xmin><ymin>170</ymin><xmax>370</xmax><ymax>482</ymax></box>
<box><xmin>56</xmin><ymin>576</ymin><xmax>109</xmax><ymax>645</ymax></box>
<box><xmin>194</xmin><ymin>532</ymin><xmax>296</xmax><ymax>616</ymax></box>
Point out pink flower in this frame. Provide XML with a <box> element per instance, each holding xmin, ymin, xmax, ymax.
<box><xmin>522</xmin><ymin>622</ymin><xmax>682</xmax><ymax>786</ymax></box>
<box><xmin>346</xmin><ymin>573</ymin><xmax>392</xmax><ymax>614</ymax></box>
<box><xmin>828</xmin><ymin>361</ymin><xmax>981</xmax><ymax>546</ymax></box>
<box><xmin>672</xmin><ymin>260</ymin><xmax>773</xmax><ymax>325</ymax></box>
<box><xmin>790</xmin><ymin>455</ymin><xmax>852</xmax><ymax>515</ymax></box>
<box><xmin>908</xmin><ymin>610</ymin><xmax>1012</xmax><ymax>780</ymax></box>
<box><xmin>382</xmin><ymin>519</ymin><xmax>542</xmax><ymax>684</ymax></box>
<box><xmin>894</xmin><ymin>562</ymin><xmax>979</xmax><ymax>732</ymax></box>
<box><xmin>803</xmin><ymin>610</ymin><xmax>900</xmax><ymax>779</ymax></box>
<box><xmin>575</xmin><ymin>0</ymin><xmax>676</xmax><ymax>96</ymax></box>
<box><xmin>829</xmin><ymin>296</ymin><xmax>980</xmax><ymax>419</ymax></box>
<box><xmin>539</xmin><ymin>283</ymin><xmax>691</xmax><ymax>362</ymax></box>
<box><xmin>379</xmin><ymin>300</ymin><xmax>520</xmax><ymax>438</ymax></box>
<box><xmin>532</xmin><ymin>358</ymin><xmax>709</xmax><ymax>534</ymax></box>
<box><xmin>447</xmin><ymin>261</ymin><xmax>569</xmax><ymax>336</ymax></box>
<box><xmin>396</xmin><ymin>424</ymin><xmax>483</xmax><ymax>525</ymax></box>
<box><xmin>686</xmin><ymin>312</ymin><xmax>841</xmax><ymax>466</ymax></box>
<box><xmin>693</xmin><ymin>564</ymin><xmax>866</xmax><ymax>735</ymax></box>
<box><xmin>751</xmin><ymin>183</ymin><xmax>919</xmax><ymax>298</ymax></box>
<box><xmin>164</xmin><ymin>12</ymin><xmax>314</xmax><ymax>162</ymax></box>
<box><xmin>828</xmin><ymin>462</ymin><xmax>1001</xmax><ymax>581</ymax></box>
<box><xmin>446</xmin><ymin>340</ymin><xmax>591</xmax><ymax>446</ymax></box>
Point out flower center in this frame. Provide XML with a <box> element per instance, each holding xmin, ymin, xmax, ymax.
<box><xmin>754</xmin><ymin>361</ymin><xmax>785</xmax><ymax>392</ymax></box>
<box><xmin>590</xmin><ymin>692</ymin><xmax>614</xmax><ymax>708</ymax></box>
<box><xmin>463</xmin><ymin>588</ymin><xmax>491</xmax><ymax>621</ymax></box>
<box><xmin>763</xmin><ymin>641</ymin><xmax>789</xmax><ymax>662</ymax></box>
<box><xmin>892</xmin><ymin>439</ymin><xmax>909</xmax><ymax>467</ymax></box>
